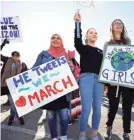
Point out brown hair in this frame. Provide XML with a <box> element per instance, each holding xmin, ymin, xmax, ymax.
<box><xmin>110</xmin><ymin>19</ymin><xmax>131</xmax><ymax>45</ymax></box>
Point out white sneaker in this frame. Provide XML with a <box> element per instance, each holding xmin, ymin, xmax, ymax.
<box><xmin>79</xmin><ymin>136</ymin><xmax>86</xmax><ymax>140</ymax></box>
<box><xmin>91</xmin><ymin>135</ymin><xmax>99</xmax><ymax>140</ymax></box>
<box><xmin>122</xmin><ymin>133</ymin><xmax>130</xmax><ymax>140</ymax></box>
<box><xmin>104</xmin><ymin>126</ymin><xmax>112</xmax><ymax>139</ymax></box>
<box><xmin>52</xmin><ymin>138</ymin><xmax>58</xmax><ymax>140</ymax></box>
<box><xmin>61</xmin><ymin>135</ymin><xmax>67</xmax><ymax>140</ymax></box>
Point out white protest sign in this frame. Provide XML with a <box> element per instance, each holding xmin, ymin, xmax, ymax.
<box><xmin>99</xmin><ymin>45</ymin><xmax>134</xmax><ymax>88</ymax></box>
<box><xmin>0</xmin><ymin>16</ymin><xmax>22</xmax><ymax>42</ymax></box>
<box><xmin>6</xmin><ymin>56</ymin><xmax>79</xmax><ymax>117</ymax></box>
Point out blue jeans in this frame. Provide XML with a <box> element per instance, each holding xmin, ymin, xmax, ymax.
<box><xmin>47</xmin><ymin>108</ymin><xmax>69</xmax><ymax>139</ymax></box>
<box><xmin>79</xmin><ymin>73</ymin><xmax>104</xmax><ymax>132</ymax></box>
<box><xmin>8</xmin><ymin>94</ymin><xmax>19</xmax><ymax>120</ymax></box>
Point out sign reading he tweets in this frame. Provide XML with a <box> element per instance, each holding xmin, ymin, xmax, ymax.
<box><xmin>99</xmin><ymin>45</ymin><xmax>134</xmax><ymax>88</ymax></box>
<box><xmin>0</xmin><ymin>17</ymin><xmax>22</xmax><ymax>42</ymax></box>
<box><xmin>6</xmin><ymin>57</ymin><xmax>78</xmax><ymax>117</ymax></box>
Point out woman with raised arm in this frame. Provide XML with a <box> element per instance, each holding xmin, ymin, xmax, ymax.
<box><xmin>73</xmin><ymin>13</ymin><xmax>105</xmax><ymax>140</ymax></box>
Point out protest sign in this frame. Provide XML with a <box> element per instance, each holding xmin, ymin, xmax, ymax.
<box><xmin>6</xmin><ymin>56</ymin><xmax>79</xmax><ymax>117</ymax></box>
<box><xmin>0</xmin><ymin>16</ymin><xmax>22</xmax><ymax>42</ymax></box>
<box><xmin>99</xmin><ymin>45</ymin><xmax>134</xmax><ymax>88</ymax></box>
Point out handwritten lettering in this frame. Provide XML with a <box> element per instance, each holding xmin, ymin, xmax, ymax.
<box><xmin>27</xmin><ymin>75</ymin><xmax>74</xmax><ymax>106</ymax></box>
<box><xmin>0</xmin><ymin>17</ymin><xmax>14</xmax><ymax>24</ymax></box>
<box><xmin>0</xmin><ymin>30</ymin><xmax>20</xmax><ymax>38</ymax></box>
<box><xmin>102</xmin><ymin>69</ymin><xmax>134</xmax><ymax>85</ymax></box>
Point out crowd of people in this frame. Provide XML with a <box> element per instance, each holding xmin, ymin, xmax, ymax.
<box><xmin>0</xmin><ymin>12</ymin><xmax>134</xmax><ymax>140</ymax></box>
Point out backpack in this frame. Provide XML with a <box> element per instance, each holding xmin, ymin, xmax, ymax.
<box><xmin>21</xmin><ymin>62</ymin><xmax>28</xmax><ymax>72</ymax></box>
<box><xmin>68</xmin><ymin>54</ymin><xmax>80</xmax><ymax>81</ymax></box>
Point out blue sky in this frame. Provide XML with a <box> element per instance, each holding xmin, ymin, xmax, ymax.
<box><xmin>101</xmin><ymin>1</ymin><xmax>134</xmax><ymax>30</ymax></box>
<box><xmin>0</xmin><ymin>1</ymin><xmax>134</xmax><ymax>67</ymax></box>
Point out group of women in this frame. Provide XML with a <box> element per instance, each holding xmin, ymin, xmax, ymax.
<box><xmin>1</xmin><ymin>12</ymin><xmax>133</xmax><ymax>140</ymax></box>
<box><xmin>32</xmin><ymin>12</ymin><xmax>134</xmax><ymax>140</ymax></box>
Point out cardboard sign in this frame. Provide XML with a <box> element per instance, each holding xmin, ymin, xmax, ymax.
<box><xmin>99</xmin><ymin>45</ymin><xmax>134</xmax><ymax>88</ymax></box>
<box><xmin>6</xmin><ymin>57</ymin><xmax>79</xmax><ymax>117</ymax></box>
<box><xmin>0</xmin><ymin>17</ymin><xmax>22</xmax><ymax>42</ymax></box>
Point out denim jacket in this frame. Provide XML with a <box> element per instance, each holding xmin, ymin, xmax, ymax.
<box><xmin>32</xmin><ymin>50</ymin><xmax>53</xmax><ymax>68</ymax></box>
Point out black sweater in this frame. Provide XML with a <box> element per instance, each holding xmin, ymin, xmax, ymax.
<box><xmin>74</xmin><ymin>23</ymin><xmax>103</xmax><ymax>75</ymax></box>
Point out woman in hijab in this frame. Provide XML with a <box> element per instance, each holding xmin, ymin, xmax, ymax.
<box><xmin>32</xmin><ymin>34</ymin><xmax>74</xmax><ymax>140</ymax></box>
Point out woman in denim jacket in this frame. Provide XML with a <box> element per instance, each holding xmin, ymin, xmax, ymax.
<box><xmin>32</xmin><ymin>34</ymin><xmax>74</xmax><ymax>140</ymax></box>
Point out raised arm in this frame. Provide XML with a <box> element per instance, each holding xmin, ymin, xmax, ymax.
<box><xmin>0</xmin><ymin>38</ymin><xmax>10</xmax><ymax>63</ymax></box>
<box><xmin>0</xmin><ymin>38</ymin><xmax>10</xmax><ymax>51</ymax></box>
<box><xmin>74</xmin><ymin>13</ymin><xmax>83</xmax><ymax>54</ymax></box>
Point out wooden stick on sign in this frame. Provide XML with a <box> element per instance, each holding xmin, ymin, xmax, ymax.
<box><xmin>116</xmin><ymin>85</ymin><xmax>119</xmax><ymax>97</ymax></box>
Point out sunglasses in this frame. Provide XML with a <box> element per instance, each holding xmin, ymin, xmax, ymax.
<box><xmin>113</xmin><ymin>22</ymin><xmax>123</xmax><ymax>26</ymax></box>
